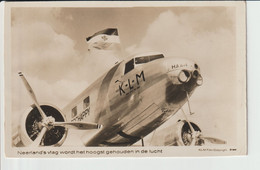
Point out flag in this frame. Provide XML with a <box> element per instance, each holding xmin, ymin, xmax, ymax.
<box><xmin>86</xmin><ymin>28</ymin><xmax>120</xmax><ymax>50</ymax></box>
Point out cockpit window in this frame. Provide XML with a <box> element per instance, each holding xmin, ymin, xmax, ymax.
<box><xmin>124</xmin><ymin>58</ymin><xmax>134</xmax><ymax>74</ymax></box>
<box><xmin>135</xmin><ymin>54</ymin><xmax>164</xmax><ymax>65</ymax></box>
<box><xmin>124</xmin><ymin>54</ymin><xmax>164</xmax><ymax>75</ymax></box>
<box><xmin>135</xmin><ymin>56</ymin><xmax>150</xmax><ymax>64</ymax></box>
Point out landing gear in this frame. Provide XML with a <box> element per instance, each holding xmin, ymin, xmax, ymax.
<box><xmin>186</xmin><ymin>91</ymin><xmax>194</xmax><ymax>115</ymax></box>
<box><xmin>180</xmin><ymin>91</ymin><xmax>225</xmax><ymax>146</ymax></box>
<box><xmin>141</xmin><ymin>138</ymin><xmax>144</xmax><ymax>147</ymax></box>
<box><xmin>179</xmin><ymin>91</ymin><xmax>204</xmax><ymax>146</ymax></box>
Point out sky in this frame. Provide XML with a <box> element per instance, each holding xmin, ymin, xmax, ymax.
<box><xmin>9</xmin><ymin>5</ymin><xmax>245</xmax><ymax>146</ymax></box>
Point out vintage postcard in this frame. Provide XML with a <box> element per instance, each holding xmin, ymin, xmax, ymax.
<box><xmin>3</xmin><ymin>1</ymin><xmax>246</xmax><ymax>157</ymax></box>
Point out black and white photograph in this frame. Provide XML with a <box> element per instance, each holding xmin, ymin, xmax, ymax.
<box><xmin>3</xmin><ymin>1</ymin><xmax>246</xmax><ymax>157</ymax></box>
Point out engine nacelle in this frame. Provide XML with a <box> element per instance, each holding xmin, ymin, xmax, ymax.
<box><xmin>19</xmin><ymin>104</ymin><xmax>68</xmax><ymax>146</ymax></box>
<box><xmin>163</xmin><ymin>120</ymin><xmax>204</xmax><ymax>146</ymax></box>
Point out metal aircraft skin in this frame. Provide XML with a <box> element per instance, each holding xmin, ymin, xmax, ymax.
<box><xmin>12</xmin><ymin>28</ymin><xmax>225</xmax><ymax>147</ymax></box>
<box><xmin>14</xmin><ymin>51</ymin><xmax>212</xmax><ymax>147</ymax></box>
<box><xmin>63</xmin><ymin>53</ymin><xmax>203</xmax><ymax>146</ymax></box>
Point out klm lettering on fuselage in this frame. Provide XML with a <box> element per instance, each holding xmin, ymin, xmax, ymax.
<box><xmin>116</xmin><ymin>71</ymin><xmax>145</xmax><ymax>96</ymax></box>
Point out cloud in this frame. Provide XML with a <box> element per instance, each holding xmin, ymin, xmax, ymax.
<box><xmin>11</xmin><ymin>9</ymin><xmax>120</xmax><ymax>129</ymax></box>
<box><xmin>11</xmin><ymin>19</ymin><xmax>89</xmax><ymax>125</ymax></box>
<box><xmin>128</xmin><ymin>10</ymin><xmax>236</xmax><ymax>96</ymax></box>
<box><xmin>129</xmin><ymin>8</ymin><xmax>238</xmax><ymax>144</ymax></box>
<box><xmin>11</xmin><ymin>21</ymin><xmax>83</xmax><ymax>82</ymax></box>
<box><xmin>11</xmin><ymin>8</ymin><xmax>61</xmax><ymax>26</ymax></box>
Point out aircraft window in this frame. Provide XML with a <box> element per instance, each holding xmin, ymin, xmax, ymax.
<box><xmin>71</xmin><ymin>106</ymin><xmax>77</xmax><ymax>118</ymax></box>
<box><xmin>135</xmin><ymin>56</ymin><xmax>150</xmax><ymax>64</ymax></box>
<box><xmin>83</xmin><ymin>96</ymin><xmax>90</xmax><ymax>109</ymax></box>
<box><xmin>150</xmin><ymin>54</ymin><xmax>164</xmax><ymax>61</ymax></box>
<box><xmin>135</xmin><ymin>54</ymin><xmax>164</xmax><ymax>64</ymax></box>
<box><xmin>124</xmin><ymin>58</ymin><xmax>134</xmax><ymax>74</ymax></box>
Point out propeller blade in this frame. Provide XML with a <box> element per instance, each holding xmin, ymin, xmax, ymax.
<box><xmin>19</xmin><ymin>72</ymin><xmax>47</xmax><ymax>119</ymax></box>
<box><xmin>53</xmin><ymin>122</ymin><xmax>102</xmax><ymax>130</ymax></box>
<box><xmin>180</xmin><ymin>108</ymin><xmax>195</xmax><ymax>133</ymax></box>
<box><xmin>29</xmin><ymin>127</ymin><xmax>47</xmax><ymax>147</ymax></box>
<box><xmin>203</xmin><ymin>137</ymin><xmax>226</xmax><ymax>144</ymax></box>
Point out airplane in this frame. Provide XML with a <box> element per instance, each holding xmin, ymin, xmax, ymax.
<box><xmin>12</xmin><ymin>28</ymin><xmax>225</xmax><ymax>147</ymax></box>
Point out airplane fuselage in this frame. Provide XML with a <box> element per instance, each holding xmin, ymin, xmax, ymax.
<box><xmin>63</xmin><ymin>53</ymin><xmax>202</xmax><ymax>146</ymax></box>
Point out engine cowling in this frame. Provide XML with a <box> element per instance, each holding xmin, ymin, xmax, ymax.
<box><xmin>19</xmin><ymin>104</ymin><xmax>68</xmax><ymax>146</ymax></box>
<box><xmin>163</xmin><ymin>120</ymin><xmax>204</xmax><ymax>146</ymax></box>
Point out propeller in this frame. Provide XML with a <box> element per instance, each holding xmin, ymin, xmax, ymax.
<box><xmin>29</xmin><ymin>127</ymin><xmax>47</xmax><ymax>147</ymax></box>
<box><xmin>180</xmin><ymin>108</ymin><xmax>202</xmax><ymax>146</ymax></box>
<box><xmin>19</xmin><ymin>72</ymin><xmax>102</xmax><ymax>146</ymax></box>
<box><xmin>180</xmin><ymin>108</ymin><xmax>195</xmax><ymax>134</ymax></box>
<box><xmin>180</xmin><ymin>91</ymin><xmax>226</xmax><ymax>146</ymax></box>
<box><xmin>19</xmin><ymin>72</ymin><xmax>47</xmax><ymax>119</ymax></box>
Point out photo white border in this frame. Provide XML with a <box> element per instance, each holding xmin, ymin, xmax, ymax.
<box><xmin>1</xmin><ymin>0</ymin><xmax>258</xmax><ymax>169</ymax></box>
